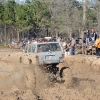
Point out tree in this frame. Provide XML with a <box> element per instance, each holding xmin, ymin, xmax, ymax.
<box><xmin>44</xmin><ymin>0</ymin><xmax>82</xmax><ymax>37</ymax></box>
<box><xmin>0</xmin><ymin>0</ymin><xmax>99</xmax><ymax>41</ymax></box>
<box><xmin>14</xmin><ymin>0</ymin><xmax>51</xmax><ymax>38</ymax></box>
<box><xmin>83</xmin><ymin>0</ymin><xmax>87</xmax><ymax>29</ymax></box>
<box><xmin>0</xmin><ymin>2</ymin><xmax>4</xmax><ymax>23</ymax></box>
<box><xmin>0</xmin><ymin>0</ymin><xmax>16</xmax><ymax>42</ymax></box>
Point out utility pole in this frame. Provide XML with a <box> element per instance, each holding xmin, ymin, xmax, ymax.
<box><xmin>98</xmin><ymin>0</ymin><xmax>100</xmax><ymax>34</ymax></box>
<box><xmin>83</xmin><ymin>0</ymin><xmax>87</xmax><ymax>30</ymax></box>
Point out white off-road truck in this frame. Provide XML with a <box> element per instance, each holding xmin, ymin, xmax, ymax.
<box><xmin>20</xmin><ymin>42</ymin><xmax>73</xmax><ymax>90</ymax></box>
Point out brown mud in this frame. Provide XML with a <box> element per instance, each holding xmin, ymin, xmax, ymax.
<box><xmin>0</xmin><ymin>49</ymin><xmax>100</xmax><ymax>100</ymax></box>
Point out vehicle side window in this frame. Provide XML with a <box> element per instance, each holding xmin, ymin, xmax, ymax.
<box><xmin>37</xmin><ymin>44</ymin><xmax>43</xmax><ymax>52</ymax></box>
<box><xmin>32</xmin><ymin>45</ymin><xmax>35</xmax><ymax>53</ymax></box>
<box><xmin>55</xmin><ymin>43</ymin><xmax>61</xmax><ymax>51</ymax></box>
<box><xmin>25</xmin><ymin>45</ymin><xmax>28</xmax><ymax>53</ymax></box>
<box><xmin>28</xmin><ymin>45</ymin><xmax>31</xmax><ymax>53</ymax></box>
<box><xmin>50</xmin><ymin>44</ymin><xmax>57</xmax><ymax>51</ymax></box>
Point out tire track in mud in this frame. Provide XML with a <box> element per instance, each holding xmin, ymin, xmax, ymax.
<box><xmin>0</xmin><ymin>53</ymin><xmax>38</xmax><ymax>100</ymax></box>
<box><xmin>1</xmin><ymin>51</ymin><xmax>100</xmax><ymax>100</ymax></box>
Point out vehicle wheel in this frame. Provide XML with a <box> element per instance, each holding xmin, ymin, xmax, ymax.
<box><xmin>60</xmin><ymin>67</ymin><xmax>73</xmax><ymax>87</ymax></box>
<box><xmin>24</xmin><ymin>69</ymin><xmax>36</xmax><ymax>90</ymax></box>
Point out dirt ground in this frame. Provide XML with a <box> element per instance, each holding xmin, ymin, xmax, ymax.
<box><xmin>0</xmin><ymin>48</ymin><xmax>100</xmax><ymax>100</ymax></box>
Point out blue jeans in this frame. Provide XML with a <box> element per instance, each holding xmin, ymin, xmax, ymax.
<box><xmin>70</xmin><ymin>46</ymin><xmax>75</xmax><ymax>55</ymax></box>
<box><xmin>86</xmin><ymin>38</ymin><xmax>89</xmax><ymax>46</ymax></box>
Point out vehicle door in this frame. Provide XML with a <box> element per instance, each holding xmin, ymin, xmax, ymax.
<box><xmin>30</xmin><ymin>45</ymin><xmax>36</xmax><ymax>64</ymax></box>
<box><xmin>22</xmin><ymin>44</ymin><xmax>32</xmax><ymax>64</ymax></box>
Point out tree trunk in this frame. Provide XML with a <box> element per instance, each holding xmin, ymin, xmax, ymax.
<box><xmin>17</xmin><ymin>31</ymin><xmax>19</xmax><ymax>42</ymax></box>
<box><xmin>23</xmin><ymin>32</ymin><xmax>24</xmax><ymax>39</ymax></box>
<box><xmin>83</xmin><ymin>0</ymin><xmax>87</xmax><ymax>30</ymax></box>
<box><xmin>4</xmin><ymin>24</ymin><xmax>7</xmax><ymax>43</ymax></box>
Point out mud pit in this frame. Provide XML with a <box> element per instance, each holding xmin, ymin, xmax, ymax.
<box><xmin>0</xmin><ymin>49</ymin><xmax>100</xmax><ymax>100</ymax></box>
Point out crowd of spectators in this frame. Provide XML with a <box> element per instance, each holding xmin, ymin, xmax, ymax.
<box><xmin>7</xmin><ymin>28</ymin><xmax>100</xmax><ymax>56</ymax></box>
<box><xmin>82</xmin><ymin>28</ymin><xmax>100</xmax><ymax>56</ymax></box>
<box><xmin>55</xmin><ymin>28</ymin><xmax>100</xmax><ymax>56</ymax></box>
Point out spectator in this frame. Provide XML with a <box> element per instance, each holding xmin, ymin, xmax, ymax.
<box><xmin>70</xmin><ymin>37</ymin><xmax>76</xmax><ymax>55</ymax></box>
<box><xmin>91</xmin><ymin>28</ymin><xmax>97</xmax><ymax>42</ymax></box>
<box><xmin>95</xmin><ymin>35</ymin><xmax>100</xmax><ymax>56</ymax></box>
<box><xmin>85</xmin><ymin>42</ymin><xmax>92</xmax><ymax>55</ymax></box>
<box><xmin>8</xmin><ymin>38</ymin><xmax>11</xmax><ymax>44</ymax></box>
<box><xmin>61</xmin><ymin>39</ymin><xmax>66</xmax><ymax>49</ymax></box>
<box><xmin>86</xmin><ymin>29</ymin><xmax>90</xmax><ymax>47</ymax></box>
<box><xmin>83</xmin><ymin>31</ymin><xmax>87</xmax><ymax>44</ymax></box>
<box><xmin>24</xmin><ymin>37</ymin><xmax>28</xmax><ymax>42</ymax></box>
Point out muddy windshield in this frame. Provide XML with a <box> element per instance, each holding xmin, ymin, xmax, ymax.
<box><xmin>37</xmin><ymin>43</ymin><xmax>61</xmax><ymax>53</ymax></box>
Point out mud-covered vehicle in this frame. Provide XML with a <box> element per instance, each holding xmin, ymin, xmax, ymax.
<box><xmin>20</xmin><ymin>42</ymin><xmax>73</xmax><ymax>88</ymax></box>
<box><xmin>24</xmin><ymin>42</ymin><xmax>65</xmax><ymax>65</ymax></box>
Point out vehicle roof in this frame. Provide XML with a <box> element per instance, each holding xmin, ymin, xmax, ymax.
<box><xmin>36</xmin><ymin>42</ymin><xmax>59</xmax><ymax>44</ymax></box>
<box><xmin>25</xmin><ymin>42</ymin><xmax>60</xmax><ymax>47</ymax></box>
<box><xmin>26</xmin><ymin>42</ymin><xmax>60</xmax><ymax>45</ymax></box>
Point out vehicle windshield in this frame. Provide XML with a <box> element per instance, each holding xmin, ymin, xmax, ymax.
<box><xmin>37</xmin><ymin>43</ymin><xmax>61</xmax><ymax>53</ymax></box>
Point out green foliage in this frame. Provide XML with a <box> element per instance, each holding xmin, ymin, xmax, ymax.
<box><xmin>0</xmin><ymin>0</ymin><xmax>16</xmax><ymax>24</ymax></box>
<box><xmin>0</xmin><ymin>0</ymin><xmax>51</xmax><ymax>32</ymax></box>
<box><xmin>0</xmin><ymin>0</ymin><xmax>98</xmax><ymax>37</ymax></box>
<box><xmin>6</xmin><ymin>0</ymin><xmax>16</xmax><ymax>23</ymax></box>
<box><xmin>0</xmin><ymin>2</ymin><xmax>5</xmax><ymax>23</ymax></box>
<box><xmin>15</xmin><ymin>0</ymin><xmax>51</xmax><ymax>32</ymax></box>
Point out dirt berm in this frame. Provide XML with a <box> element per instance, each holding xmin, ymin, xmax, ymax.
<box><xmin>0</xmin><ymin>49</ymin><xmax>100</xmax><ymax>100</ymax></box>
